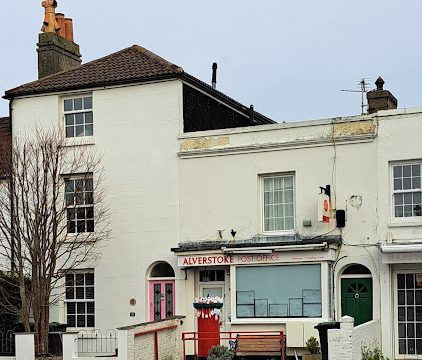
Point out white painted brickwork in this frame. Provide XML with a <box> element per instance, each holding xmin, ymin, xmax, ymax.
<box><xmin>119</xmin><ymin>316</ymin><xmax>185</xmax><ymax>360</ymax></box>
<box><xmin>327</xmin><ymin>316</ymin><xmax>380</xmax><ymax>360</ymax></box>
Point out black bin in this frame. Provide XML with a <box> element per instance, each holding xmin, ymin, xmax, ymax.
<box><xmin>48</xmin><ymin>322</ymin><xmax>67</xmax><ymax>355</ymax></box>
<box><xmin>314</xmin><ymin>321</ymin><xmax>340</xmax><ymax>360</ymax></box>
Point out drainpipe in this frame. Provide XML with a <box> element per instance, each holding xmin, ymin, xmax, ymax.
<box><xmin>8</xmin><ymin>98</ymin><xmax>15</xmax><ymax>273</ymax></box>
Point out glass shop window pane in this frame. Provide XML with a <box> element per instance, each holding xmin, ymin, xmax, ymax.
<box><xmin>236</xmin><ymin>264</ymin><xmax>321</xmax><ymax>318</ymax></box>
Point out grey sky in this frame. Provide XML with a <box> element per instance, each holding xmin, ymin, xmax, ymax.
<box><xmin>1</xmin><ymin>1</ymin><xmax>422</xmax><ymax>122</ymax></box>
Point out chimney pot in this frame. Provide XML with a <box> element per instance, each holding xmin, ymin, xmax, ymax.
<box><xmin>64</xmin><ymin>18</ymin><xmax>74</xmax><ymax>42</ymax></box>
<box><xmin>55</xmin><ymin>13</ymin><xmax>66</xmax><ymax>38</ymax></box>
<box><xmin>375</xmin><ymin>76</ymin><xmax>385</xmax><ymax>91</ymax></box>
<box><xmin>367</xmin><ymin>76</ymin><xmax>397</xmax><ymax>114</ymax></box>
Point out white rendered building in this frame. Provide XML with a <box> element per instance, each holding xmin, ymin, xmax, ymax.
<box><xmin>3</xmin><ymin>27</ymin><xmax>422</xmax><ymax>359</ymax></box>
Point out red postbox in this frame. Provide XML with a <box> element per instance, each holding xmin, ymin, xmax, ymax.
<box><xmin>194</xmin><ymin>299</ymin><xmax>223</xmax><ymax>358</ymax></box>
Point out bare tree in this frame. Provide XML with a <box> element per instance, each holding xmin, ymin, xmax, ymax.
<box><xmin>0</xmin><ymin>129</ymin><xmax>109</xmax><ymax>355</ymax></box>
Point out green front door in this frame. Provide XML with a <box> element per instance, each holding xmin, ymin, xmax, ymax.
<box><xmin>341</xmin><ymin>278</ymin><xmax>373</xmax><ymax>326</ymax></box>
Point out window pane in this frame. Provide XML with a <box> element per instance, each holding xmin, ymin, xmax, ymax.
<box><xmin>398</xmin><ymin>307</ymin><xmax>405</xmax><ymax>321</ymax></box>
<box><xmin>85</xmin><ymin>179</ymin><xmax>93</xmax><ymax>191</ymax></box>
<box><xmin>85</xmin><ymin>287</ymin><xmax>94</xmax><ymax>299</ymax></box>
<box><xmin>85</xmin><ymin>273</ymin><xmax>94</xmax><ymax>285</ymax></box>
<box><xmin>414</xmin><ymin>192</ymin><xmax>421</xmax><ymax>204</ymax></box>
<box><xmin>83</xmin><ymin>97</ymin><xmax>92</xmax><ymax>110</ymax></box>
<box><xmin>75</xmin><ymin>125</ymin><xmax>84</xmax><ymax>137</ymax></box>
<box><xmin>75</xmin><ymin>274</ymin><xmax>84</xmax><ymax>285</ymax></box>
<box><xmin>416</xmin><ymin>291</ymin><xmax>422</xmax><ymax>305</ymax></box>
<box><xmin>403</xmin><ymin>178</ymin><xmax>412</xmax><ymax>190</ymax></box>
<box><xmin>87</xmin><ymin>302</ymin><xmax>95</xmax><ymax>314</ymax></box>
<box><xmin>74</xmin><ymin>98</ymin><xmax>83</xmax><ymax>111</ymax></box>
<box><xmin>75</xmin><ymin>113</ymin><xmax>84</xmax><ymax>125</ymax></box>
<box><xmin>65</xmin><ymin>287</ymin><xmax>74</xmax><ymax>300</ymax></box>
<box><xmin>417</xmin><ymin>306</ymin><xmax>422</xmax><ymax>321</ymax></box>
<box><xmin>407</xmin><ymin>274</ymin><xmax>415</xmax><ymax>289</ymax></box>
<box><xmin>77</xmin><ymin>221</ymin><xmax>85</xmax><ymax>233</ymax></box>
<box><xmin>65</xmin><ymin>114</ymin><xmax>74</xmax><ymax>125</ymax></box>
<box><xmin>394</xmin><ymin>179</ymin><xmax>402</xmax><ymax>190</ymax></box>
<box><xmin>67</xmin><ymin>302</ymin><xmax>76</xmax><ymax>314</ymax></box>
<box><xmin>404</xmin><ymin>205</ymin><xmax>413</xmax><ymax>217</ymax></box>
<box><xmin>236</xmin><ymin>264</ymin><xmax>321</xmax><ymax>318</ymax></box>
<box><xmin>407</xmin><ymin>290</ymin><xmax>415</xmax><ymax>305</ymax></box>
<box><xmin>64</xmin><ymin>99</ymin><xmax>73</xmax><ymax>111</ymax></box>
<box><xmin>274</xmin><ymin>178</ymin><xmax>283</xmax><ymax>190</ymax></box>
<box><xmin>413</xmin><ymin>165</ymin><xmax>421</xmax><ymax>176</ymax></box>
<box><xmin>263</xmin><ymin>178</ymin><xmax>273</xmax><ymax>192</ymax></box>
<box><xmin>87</xmin><ymin>315</ymin><xmax>95</xmax><ymax>327</ymax></box>
<box><xmin>67</xmin><ymin>221</ymin><xmax>76</xmax><ymax>233</ymax></box>
<box><xmin>85</xmin><ymin>192</ymin><xmax>93</xmax><ymax>205</ymax></box>
<box><xmin>284</xmin><ymin>176</ymin><xmax>293</xmax><ymax>189</ymax></box>
<box><xmin>77</xmin><ymin>302</ymin><xmax>85</xmax><ymax>314</ymax></box>
<box><xmin>77</xmin><ymin>315</ymin><xmax>86</xmax><ymax>327</ymax></box>
<box><xmin>85</xmin><ymin>124</ymin><xmax>93</xmax><ymax>136</ymax></box>
<box><xmin>86</xmin><ymin>220</ymin><xmax>94</xmax><ymax>232</ymax></box>
<box><xmin>394</xmin><ymin>166</ymin><xmax>402</xmax><ymax>178</ymax></box>
<box><xmin>404</xmin><ymin>165</ymin><xmax>412</xmax><ymax>177</ymax></box>
<box><xmin>407</xmin><ymin>307</ymin><xmax>415</xmax><ymax>321</ymax></box>
<box><xmin>398</xmin><ymin>323</ymin><xmax>406</xmax><ymax>338</ymax></box>
<box><xmin>398</xmin><ymin>291</ymin><xmax>405</xmax><ymax>305</ymax></box>
<box><xmin>413</xmin><ymin>178</ymin><xmax>421</xmax><ymax>189</ymax></box>
<box><xmin>398</xmin><ymin>274</ymin><xmax>406</xmax><ymax>289</ymax></box>
<box><xmin>285</xmin><ymin>190</ymin><xmax>293</xmax><ymax>203</ymax></box>
<box><xmin>66</xmin><ymin>127</ymin><xmax>74</xmax><ymax>138</ymax></box>
<box><xmin>284</xmin><ymin>217</ymin><xmax>294</xmax><ymax>230</ymax></box>
<box><xmin>67</xmin><ymin>315</ymin><xmax>76</xmax><ymax>327</ymax></box>
<box><xmin>76</xmin><ymin>287</ymin><xmax>85</xmax><ymax>299</ymax></box>
<box><xmin>395</xmin><ymin>206</ymin><xmax>403</xmax><ymax>217</ymax></box>
<box><xmin>408</xmin><ymin>339</ymin><xmax>416</xmax><ymax>354</ymax></box>
<box><xmin>404</xmin><ymin>193</ymin><xmax>413</xmax><ymax>205</ymax></box>
<box><xmin>394</xmin><ymin>193</ymin><xmax>404</xmax><ymax>205</ymax></box>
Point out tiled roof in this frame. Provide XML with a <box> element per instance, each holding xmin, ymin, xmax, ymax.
<box><xmin>4</xmin><ymin>45</ymin><xmax>275</xmax><ymax>125</ymax></box>
<box><xmin>5</xmin><ymin>45</ymin><xmax>183</xmax><ymax>98</ymax></box>
<box><xmin>0</xmin><ymin>117</ymin><xmax>11</xmax><ymax>178</ymax></box>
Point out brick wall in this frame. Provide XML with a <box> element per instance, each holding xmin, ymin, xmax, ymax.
<box><xmin>327</xmin><ymin>316</ymin><xmax>380</xmax><ymax>360</ymax></box>
<box><xmin>118</xmin><ymin>316</ymin><xmax>185</xmax><ymax>360</ymax></box>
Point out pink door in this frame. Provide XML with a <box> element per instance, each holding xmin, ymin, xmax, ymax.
<box><xmin>149</xmin><ymin>281</ymin><xmax>175</xmax><ymax>321</ymax></box>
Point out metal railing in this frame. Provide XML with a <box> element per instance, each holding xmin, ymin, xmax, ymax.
<box><xmin>77</xmin><ymin>329</ymin><xmax>117</xmax><ymax>356</ymax></box>
<box><xmin>0</xmin><ymin>331</ymin><xmax>15</xmax><ymax>356</ymax></box>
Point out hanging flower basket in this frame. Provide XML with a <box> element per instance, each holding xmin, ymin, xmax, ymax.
<box><xmin>193</xmin><ymin>297</ymin><xmax>223</xmax><ymax>320</ymax></box>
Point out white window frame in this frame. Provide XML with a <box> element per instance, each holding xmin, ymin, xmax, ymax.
<box><xmin>230</xmin><ymin>262</ymin><xmax>326</xmax><ymax>323</ymax></box>
<box><xmin>65</xmin><ymin>174</ymin><xmax>94</xmax><ymax>234</ymax></box>
<box><xmin>64</xmin><ymin>270</ymin><xmax>95</xmax><ymax>329</ymax></box>
<box><xmin>390</xmin><ymin>161</ymin><xmax>422</xmax><ymax>224</ymax></box>
<box><xmin>393</xmin><ymin>268</ymin><xmax>422</xmax><ymax>359</ymax></box>
<box><xmin>63</xmin><ymin>94</ymin><xmax>93</xmax><ymax>138</ymax></box>
<box><xmin>260</xmin><ymin>173</ymin><xmax>296</xmax><ymax>234</ymax></box>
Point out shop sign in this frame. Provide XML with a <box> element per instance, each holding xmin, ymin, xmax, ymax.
<box><xmin>178</xmin><ymin>250</ymin><xmax>335</xmax><ymax>267</ymax></box>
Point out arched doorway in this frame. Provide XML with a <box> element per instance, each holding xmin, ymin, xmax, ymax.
<box><xmin>340</xmin><ymin>264</ymin><xmax>373</xmax><ymax>326</ymax></box>
<box><xmin>148</xmin><ymin>262</ymin><xmax>175</xmax><ymax>322</ymax></box>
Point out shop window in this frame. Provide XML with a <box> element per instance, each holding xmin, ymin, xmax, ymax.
<box><xmin>397</xmin><ymin>273</ymin><xmax>422</xmax><ymax>355</ymax></box>
<box><xmin>236</xmin><ymin>264</ymin><xmax>321</xmax><ymax>318</ymax></box>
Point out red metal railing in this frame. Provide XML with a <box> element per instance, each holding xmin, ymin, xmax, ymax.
<box><xmin>182</xmin><ymin>330</ymin><xmax>285</xmax><ymax>360</ymax></box>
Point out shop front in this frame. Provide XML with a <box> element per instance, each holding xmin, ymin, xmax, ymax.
<box><xmin>173</xmin><ymin>238</ymin><xmax>340</xmax><ymax>355</ymax></box>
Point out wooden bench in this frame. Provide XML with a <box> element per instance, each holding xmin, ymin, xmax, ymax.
<box><xmin>231</xmin><ymin>334</ymin><xmax>284</xmax><ymax>358</ymax></box>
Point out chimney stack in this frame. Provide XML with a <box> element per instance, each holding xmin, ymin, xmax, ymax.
<box><xmin>37</xmin><ymin>1</ymin><xmax>81</xmax><ymax>79</ymax></box>
<box><xmin>367</xmin><ymin>77</ymin><xmax>398</xmax><ymax>114</ymax></box>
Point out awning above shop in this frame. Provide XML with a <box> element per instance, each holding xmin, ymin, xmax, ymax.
<box><xmin>171</xmin><ymin>235</ymin><xmax>341</xmax><ymax>253</ymax></box>
<box><xmin>171</xmin><ymin>235</ymin><xmax>341</xmax><ymax>267</ymax></box>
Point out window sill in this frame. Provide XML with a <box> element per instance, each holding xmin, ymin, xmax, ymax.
<box><xmin>64</xmin><ymin>136</ymin><xmax>96</xmax><ymax>147</ymax></box>
<box><xmin>388</xmin><ymin>220</ymin><xmax>422</xmax><ymax>228</ymax></box>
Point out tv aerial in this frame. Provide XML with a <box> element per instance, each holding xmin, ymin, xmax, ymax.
<box><xmin>341</xmin><ymin>78</ymin><xmax>372</xmax><ymax>114</ymax></box>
